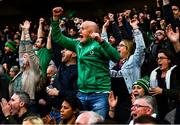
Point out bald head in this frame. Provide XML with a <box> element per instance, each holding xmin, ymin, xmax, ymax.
<box><xmin>82</xmin><ymin>21</ymin><xmax>98</xmax><ymax>33</ymax></box>
<box><xmin>79</xmin><ymin>21</ymin><xmax>99</xmax><ymax>43</ymax></box>
<box><xmin>46</xmin><ymin>65</ymin><xmax>57</xmax><ymax>79</ymax></box>
<box><xmin>75</xmin><ymin>111</ymin><xmax>104</xmax><ymax>125</ymax></box>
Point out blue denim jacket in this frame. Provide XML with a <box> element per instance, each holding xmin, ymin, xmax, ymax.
<box><xmin>109</xmin><ymin>29</ymin><xmax>146</xmax><ymax>93</ymax></box>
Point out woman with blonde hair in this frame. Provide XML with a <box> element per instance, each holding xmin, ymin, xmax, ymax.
<box><xmin>109</xmin><ymin>18</ymin><xmax>146</xmax><ymax>123</ymax></box>
<box><xmin>22</xmin><ymin>116</ymin><xmax>44</xmax><ymax>125</ymax></box>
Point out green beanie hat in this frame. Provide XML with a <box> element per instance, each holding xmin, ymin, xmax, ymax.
<box><xmin>10</xmin><ymin>65</ymin><xmax>20</xmax><ymax>74</ymax></box>
<box><xmin>5</xmin><ymin>41</ymin><xmax>16</xmax><ymax>52</ymax></box>
<box><xmin>133</xmin><ymin>76</ymin><xmax>150</xmax><ymax>95</ymax></box>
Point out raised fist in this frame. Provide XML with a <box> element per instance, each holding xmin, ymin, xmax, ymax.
<box><xmin>52</xmin><ymin>7</ymin><xmax>63</xmax><ymax>20</ymax></box>
<box><xmin>39</xmin><ymin>18</ymin><xmax>45</xmax><ymax>24</ymax></box>
<box><xmin>108</xmin><ymin>13</ymin><xmax>114</xmax><ymax>22</ymax></box>
<box><xmin>20</xmin><ymin>20</ymin><xmax>31</xmax><ymax>31</ymax></box>
<box><xmin>130</xmin><ymin>18</ymin><xmax>139</xmax><ymax>30</ymax></box>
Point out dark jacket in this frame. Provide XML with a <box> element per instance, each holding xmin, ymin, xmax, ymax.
<box><xmin>1</xmin><ymin>110</ymin><xmax>34</xmax><ymax>124</ymax></box>
<box><xmin>150</xmin><ymin>65</ymin><xmax>180</xmax><ymax>120</ymax></box>
<box><xmin>0</xmin><ymin>73</ymin><xmax>11</xmax><ymax>100</ymax></box>
<box><xmin>49</xmin><ymin>63</ymin><xmax>78</xmax><ymax>109</ymax></box>
<box><xmin>1</xmin><ymin>51</ymin><xmax>18</xmax><ymax>70</ymax></box>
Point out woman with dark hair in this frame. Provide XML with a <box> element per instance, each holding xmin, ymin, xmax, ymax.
<box><xmin>149</xmin><ymin>48</ymin><xmax>180</xmax><ymax>121</ymax></box>
<box><xmin>59</xmin><ymin>96</ymin><xmax>83</xmax><ymax>125</ymax></box>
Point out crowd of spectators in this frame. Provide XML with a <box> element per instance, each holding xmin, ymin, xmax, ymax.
<box><xmin>0</xmin><ymin>0</ymin><xmax>180</xmax><ymax>124</ymax></box>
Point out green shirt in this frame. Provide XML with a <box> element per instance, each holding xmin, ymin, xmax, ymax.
<box><xmin>37</xmin><ymin>47</ymin><xmax>52</xmax><ymax>78</ymax></box>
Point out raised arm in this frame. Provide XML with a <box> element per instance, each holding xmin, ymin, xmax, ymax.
<box><xmin>52</xmin><ymin>7</ymin><xmax>63</xmax><ymax>21</ymax></box>
<box><xmin>166</xmin><ymin>24</ymin><xmax>180</xmax><ymax>52</ymax></box>
<box><xmin>51</xmin><ymin>7</ymin><xmax>78</xmax><ymax>52</ymax></box>
<box><xmin>20</xmin><ymin>20</ymin><xmax>40</xmax><ymax>72</ymax></box>
<box><xmin>37</xmin><ymin>18</ymin><xmax>45</xmax><ymax>38</ymax></box>
<box><xmin>157</xmin><ymin>0</ymin><xmax>161</xmax><ymax>7</ymax></box>
<box><xmin>20</xmin><ymin>20</ymin><xmax>31</xmax><ymax>41</ymax></box>
<box><xmin>162</xmin><ymin>0</ymin><xmax>170</xmax><ymax>6</ymax></box>
<box><xmin>108</xmin><ymin>91</ymin><xmax>118</xmax><ymax>118</ymax></box>
<box><xmin>38</xmin><ymin>18</ymin><xmax>52</xmax><ymax>50</ymax></box>
<box><xmin>162</xmin><ymin>0</ymin><xmax>177</xmax><ymax>31</ymax></box>
<box><xmin>19</xmin><ymin>20</ymin><xmax>31</xmax><ymax>66</ymax></box>
<box><xmin>101</xmin><ymin>19</ymin><xmax>110</xmax><ymax>42</ymax></box>
<box><xmin>46</xmin><ymin>26</ymin><xmax>52</xmax><ymax>49</ymax></box>
<box><xmin>130</xmin><ymin>18</ymin><xmax>146</xmax><ymax>66</ymax></box>
<box><xmin>108</xmin><ymin>13</ymin><xmax>122</xmax><ymax>45</ymax></box>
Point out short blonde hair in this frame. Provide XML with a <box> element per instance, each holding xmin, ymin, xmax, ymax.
<box><xmin>23</xmin><ymin>116</ymin><xmax>44</xmax><ymax>125</ymax></box>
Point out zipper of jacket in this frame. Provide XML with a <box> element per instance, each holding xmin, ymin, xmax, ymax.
<box><xmin>79</xmin><ymin>44</ymin><xmax>86</xmax><ymax>89</ymax></box>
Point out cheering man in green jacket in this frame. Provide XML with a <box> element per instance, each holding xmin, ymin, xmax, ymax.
<box><xmin>51</xmin><ymin>7</ymin><xmax>121</xmax><ymax>119</ymax></box>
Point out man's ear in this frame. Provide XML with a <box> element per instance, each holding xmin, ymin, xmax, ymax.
<box><xmin>146</xmin><ymin>108</ymin><xmax>153</xmax><ymax>115</ymax></box>
<box><xmin>42</xmin><ymin>42</ymin><xmax>46</xmax><ymax>47</ymax></box>
<box><xmin>72</xmin><ymin>53</ymin><xmax>77</xmax><ymax>58</ymax></box>
<box><xmin>168</xmin><ymin>59</ymin><xmax>171</xmax><ymax>63</ymax></box>
<box><xmin>19</xmin><ymin>101</ymin><xmax>25</xmax><ymax>107</ymax></box>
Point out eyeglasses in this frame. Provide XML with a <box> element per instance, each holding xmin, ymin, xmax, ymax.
<box><xmin>156</xmin><ymin>57</ymin><xmax>168</xmax><ymax>61</ymax></box>
<box><xmin>131</xmin><ymin>104</ymin><xmax>150</xmax><ymax>109</ymax></box>
<box><xmin>118</xmin><ymin>44</ymin><xmax>127</xmax><ymax>48</ymax></box>
<box><xmin>155</xmin><ymin>32</ymin><xmax>164</xmax><ymax>36</ymax></box>
<box><xmin>172</xmin><ymin>8</ymin><xmax>178</xmax><ymax>11</ymax></box>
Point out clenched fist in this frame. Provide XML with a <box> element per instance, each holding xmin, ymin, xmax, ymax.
<box><xmin>52</xmin><ymin>7</ymin><xmax>64</xmax><ymax>21</ymax></box>
<box><xmin>39</xmin><ymin>18</ymin><xmax>45</xmax><ymax>25</ymax></box>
